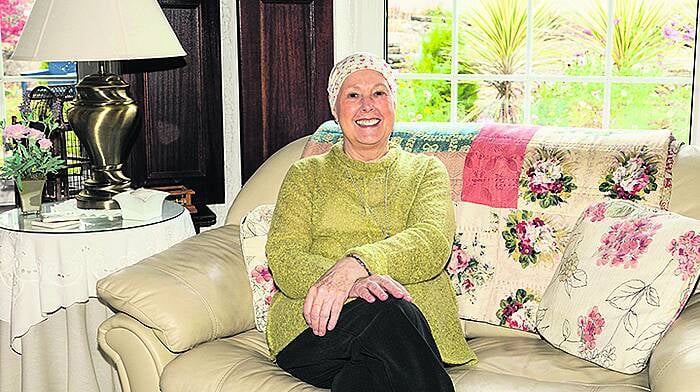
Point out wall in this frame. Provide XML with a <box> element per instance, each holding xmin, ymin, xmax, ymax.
<box><xmin>207</xmin><ymin>0</ymin><xmax>240</xmax><ymax>225</ymax></box>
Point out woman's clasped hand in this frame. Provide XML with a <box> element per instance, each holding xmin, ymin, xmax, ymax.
<box><xmin>303</xmin><ymin>256</ymin><xmax>413</xmax><ymax>336</ymax></box>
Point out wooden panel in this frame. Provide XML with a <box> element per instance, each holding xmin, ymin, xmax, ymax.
<box><xmin>238</xmin><ymin>0</ymin><xmax>333</xmax><ymax>182</ymax></box>
<box><xmin>123</xmin><ymin>0</ymin><xmax>223</xmax><ymax>205</ymax></box>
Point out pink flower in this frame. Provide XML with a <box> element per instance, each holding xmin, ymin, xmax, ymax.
<box><xmin>664</xmin><ymin>25</ymin><xmax>680</xmax><ymax>40</ymax></box>
<box><xmin>597</xmin><ymin>218</ymin><xmax>661</xmax><ymax>268</ymax></box>
<box><xmin>683</xmin><ymin>25</ymin><xmax>695</xmax><ymax>42</ymax></box>
<box><xmin>251</xmin><ymin>265</ymin><xmax>272</xmax><ymax>284</ymax></box>
<box><xmin>26</xmin><ymin>129</ymin><xmax>45</xmax><ymax>140</ymax></box>
<box><xmin>38</xmin><ymin>138</ymin><xmax>53</xmax><ymax>150</ymax></box>
<box><xmin>2</xmin><ymin>124</ymin><xmax>29</xmax><ymax>140</ymax></box>
<box><xmin>584</xmin><ymin>203</ymin><xmax>607</xmax><ymax>222</ymax></box>
<box><xmin>669</xmin><ymin>231</ymin><xmax>700</xmax><ymax>280</ymax></box>
<box><xmin>518</xmin><ymin>241</ymin><xmax>534</xmax><ymax>255</ymax></box>
<box><xmin>582</xmin><ymin>28</ymin><xmax>593</xmax><ymax>36</ymax></box>
<box><xmin>461</xmin><ymin>278</ymin><xmax>474</xmax><ymax>292</ymax></box>
<box><xmin>676</xmin><ymin>259</ymin><xmax>697</xmax><ymax>281</ymax></box>
<box><xmin>515</xmin><ymin>221</ymin><xmax>528</xmax><ymax>237</ymax></box>
<box><xmin>448</xmin><ymin>247</ymin><xmax>470</xmax><ymax>274</ymax></box>
<box><xmin>578</xmin><ymin>306</ymin><xmax>605</xmax><ymax>351</ymax></box>
<box><xmin>505</xmin><ymin>308</ymin><xmax>530</xmax><ymax>331</ymax></box>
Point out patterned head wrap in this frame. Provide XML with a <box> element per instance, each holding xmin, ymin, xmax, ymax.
<box><xmin>327</xmin><ymin>52</ymin><xmax>397</xmax><ymax>118</ymax></box>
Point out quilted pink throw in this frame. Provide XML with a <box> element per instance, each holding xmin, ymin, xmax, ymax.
<box><xmin>460</xmin><ymin>124</ymin><xmax>538</xmax><ymax>208</ymax></box>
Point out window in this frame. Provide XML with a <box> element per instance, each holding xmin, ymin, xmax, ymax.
<box><xmin>1</xmin><ymin>0</ymin><xmax>77</xmax><ymax>204</ymax></box>
<box><xmin>1</xmin><ymin>0</ymin><xmax>77</xmax><ymax>124</ymax></box>
<box><xmin>387</xmin><ymin>0</ymin><xmax>697</xmax><ymax>143</ymax></box>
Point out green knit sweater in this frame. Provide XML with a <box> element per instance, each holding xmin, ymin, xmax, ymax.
<box><xmin>265</xmin><ymin>142</ymin><xmax>477</xmax><ymax>366</ymax></box>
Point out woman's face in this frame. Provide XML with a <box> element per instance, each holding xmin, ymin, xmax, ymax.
<box><xmin>335</xmin><ymin>69</ymin><xmax>395</xmax><ymax>160</ymax></box>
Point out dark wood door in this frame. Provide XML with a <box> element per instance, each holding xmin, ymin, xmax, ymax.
<box><xmin>122</xmin><ymin>0</ymin><xmax>224</xmax><ymax>205</ymax></box>
<box><xmin>238</xmin><ymin>0</ymin><xmax>334</xmax><ymax>182</ymax></box>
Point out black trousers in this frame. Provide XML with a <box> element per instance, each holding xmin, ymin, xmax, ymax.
<box><xmin>276</xmin><ymin>297</ymin><xmax>454</xmax><ymax>392</ymax></box>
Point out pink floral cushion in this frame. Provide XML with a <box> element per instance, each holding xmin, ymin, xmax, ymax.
<box><xmin>537</xmin><ymin>200</ymin><xmax>700</xmax><ymax>374</ymax></box>
<box><xmin>239</xmin><ymin>204</ymin><xmax>278</xmax><ymax>332</ymax></box>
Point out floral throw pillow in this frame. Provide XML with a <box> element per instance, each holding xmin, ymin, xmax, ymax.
<box><xmin>239</xmin><ymin>204</ymin><xmax>277</xmax><ymax>332</ymax></box>
<box><xmin>537</xmin><ymin>200</ymin><xmax>700</xmax><ymax>374</ymax></box>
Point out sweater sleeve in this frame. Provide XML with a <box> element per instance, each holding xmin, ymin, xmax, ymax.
<box><xmin>266</xmin><ymin>162</ymin><xmax>335</xmax><ymax>299</ymax></box>
<box><xmin>347</xmin><ymin>157</ymin><xmax>455</xmax><ymax>284</ymax></box>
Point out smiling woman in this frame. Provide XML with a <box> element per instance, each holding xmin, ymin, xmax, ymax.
<box><xmin>265</xmin><ymin>52</ymin><xmax>477</xmax><ymax>391</ymax></box>
<box><xmin>334</xmin><ymin>69</ymin><xmax>396</xmax><ymax>161</ymax></box>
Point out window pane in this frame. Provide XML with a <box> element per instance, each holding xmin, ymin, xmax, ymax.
<box><xmin>457</xmin><ymin>81</ymin><xmax>525</xmax><ymax>124</ymax></box>
<box><xmin>604</xmin><ymin>0</ymin><xmax>695</xmax><ymax>77</ymax></box>
<box><xmin>3</xmin><ymin>81</ymin><xmax>27</xmax><ymax>124</ymax></box>
<box><xmin>533</xmin><ymin>1</ymin><xmax>605</xmax><ymax>75</ymax></box>
<box><xmin>532</xmin><ymin>81</ymin><xmax>604</xmax><ymax>127</ymax></box>
<box><xmin>610</xmin><ymin>83</ymin><xmax>691</xmax><ymax>141</ymax></box>
<box><xmin>396</xmin><ymin>79</ymin><xmax>451</xmax><ymax>122</ymax></box>
<box><xmin>387</xmin><ymin>0</ymin><xmax>453</xmax><ymax>73</ymax></box>
<box><xmin>459</xmin><ymin>0</ymin><xmax>528</xmax><ymax>75</ymax></box>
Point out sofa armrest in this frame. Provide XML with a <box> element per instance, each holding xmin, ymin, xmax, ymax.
<box><xmin>98</xmin><ymin>313</ymin><xmax>178</xmax><ymax>392</ymax></box>
<box><xmin>97</xmin><ymin>224</ymin><xmax>255</xmax><ymax>353</ymax></box>
<box><xmin>649</xmin><ymin>294</ymin><xmax>700</xmax><ymax>391</ymax></box>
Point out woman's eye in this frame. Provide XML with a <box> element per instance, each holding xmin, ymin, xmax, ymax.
<box><xmin>374</xmin><ymin>90</ymin><xmax>387</xmax><ymax>97</ymax></box>
<box><xmin>347</xmin><ymin>92</ymin><xmax>359</xmax><ymax>98</ymax></box>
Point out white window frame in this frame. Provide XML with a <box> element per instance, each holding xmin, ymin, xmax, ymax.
<box><xmin>334</xmin><ymin>0</ymin><xmax>699</xmax><ymax>145</ymax></box>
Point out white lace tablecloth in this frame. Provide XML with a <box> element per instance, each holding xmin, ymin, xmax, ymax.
<box><xmin>0</xmin><ymin>208</ymin><xmax>196</xmax><ymax>353</ymax></box>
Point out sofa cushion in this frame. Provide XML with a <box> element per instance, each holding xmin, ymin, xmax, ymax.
<box><xmin>97</xmin><ymin>225</ymin><xmax>255</xmax><ymax>352</ymax></box>
<box><xmin>240</xmin><ymin>204</ymin><xmax>277</xmax><ymax>331</ymax></box>
<box><xmin>537</xmin><ymin>200</ymin><xmax>700</xmax><ymax>374</ymax></box>
<box><xmin>160</xmin><ymin>330</ymin><xmax>649</xmax><ymax>392</ymax></box>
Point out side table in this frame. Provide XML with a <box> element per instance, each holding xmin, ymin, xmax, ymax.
<box><xmin>0</xmin><ymin>200</ymin><xmax>195</xmax><ymax>392</ymax></box>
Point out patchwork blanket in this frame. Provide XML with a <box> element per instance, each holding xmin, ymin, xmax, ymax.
<box><xmin>302</xmin><ymin>121</ymin><xmax>681</xmax><ymax>333</ymax></box>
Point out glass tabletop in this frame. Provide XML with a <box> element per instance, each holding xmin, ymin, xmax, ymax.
<box><xmin>0</xmin><ymin>200</ymin><xmax>185</xmax><ymax>234</ymax></box>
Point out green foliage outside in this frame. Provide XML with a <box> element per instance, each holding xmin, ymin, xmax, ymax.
<box><xmin>395</xmin><ymin>0</ymin><xmax>694</xmax><ymax>141</ymax></box>
<box><xmin>397</xmin><ymin>8</ymin><xmax>479</xmax><ymax>123</ymax></box>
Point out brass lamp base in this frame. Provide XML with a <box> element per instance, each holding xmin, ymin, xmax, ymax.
<box><xmin>67</xmin><ymin>72</ymin><xmax>139</xmax><ymax>209</ymax></box>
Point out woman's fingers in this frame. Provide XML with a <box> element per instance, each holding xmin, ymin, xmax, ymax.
<box><xmin>306</xmin><ymin>284</ymin><xmax>348</xmax><ymax>336</ymax></box>
<box><xmin>326</xmin><ymin>297</ymin><xmax>344</xmax><ymax>332</ymax></box>
<box><xmin>303</xmin><ymin>286</ymin><xmax>317</xmax><ymax>326</ymax></box>
<box><xmin>310</xmin><ymin>294</ymin><xmax>324</xmax><ymax>335</ymax></box>
<box><xmin>357</xmin><ymin>286</ymin><xmax>375</xmax><ymax>303</ymax></box>
<box><xmin>376</xmin><ymin>275</ymin><xmax>412</xmax><ymax>302</ymax></box>
<box><xmin>365</xmin><ymin>280</ymin><xmax>389</xmax><ymax>301</ymax></box>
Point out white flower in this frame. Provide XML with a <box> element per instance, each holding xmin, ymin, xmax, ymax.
<box><xmin>531</xmin><ymin>160</ymin><xmax>563</xmax><ymax>185</ymax></box>
<box><xmin>533</xmin><ymin>226</ymin><xmax>557</xmax><ymax>254</ymax></box>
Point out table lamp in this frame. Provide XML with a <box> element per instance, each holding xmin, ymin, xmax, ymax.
<box><xmin>12</xmin><ymin>0</ymin><xmax>186</xmax><ymax>209</ymax></box>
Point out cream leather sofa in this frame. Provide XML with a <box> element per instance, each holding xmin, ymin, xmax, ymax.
<box><xmin>97</xmin><ymin>135</ymin><xmax>700</xmax><ymax>392</ymax></box>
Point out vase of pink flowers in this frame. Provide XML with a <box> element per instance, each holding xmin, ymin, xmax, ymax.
<box><xmin>1</xmin><ymin>121</ymin><xmax>66</xmax><ymax>214</ymax></box>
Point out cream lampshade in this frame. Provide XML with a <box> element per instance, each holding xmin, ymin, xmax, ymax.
<box><xmin>12</xmin><ymin>0</ymin><xmax>186</xmax><ymax>209</ymax></box>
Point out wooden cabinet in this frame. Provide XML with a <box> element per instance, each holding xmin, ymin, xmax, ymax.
<box><xmin>122</xmin><ymin>0</ymin><xmax>224</xmax><ymax>205</ymax></box>
<box><xmin>238</xmin><ymin>0</ymin><xmax>334</xmax><ymax>182</ymax></box>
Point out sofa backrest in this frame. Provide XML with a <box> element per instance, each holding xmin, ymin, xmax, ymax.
<box><xmin>229</xmin><ymin>124</ymin><xmax>700</xmax><ymax>224</ymax></box>
<box><xmin>226</xmin><ymin>136</ymin><xmax>309</xmax><ymax>226</ymax></box>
